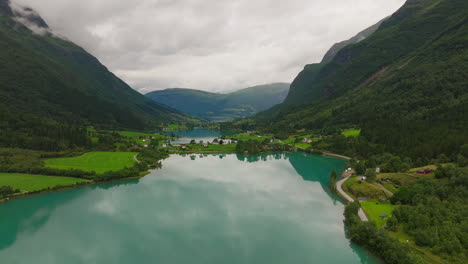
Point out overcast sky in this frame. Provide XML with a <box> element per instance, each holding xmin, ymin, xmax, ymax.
<box><xmin>13</xmin><ymin>0</ymin><xmax>405</xmax><ymax>94</ymax></box>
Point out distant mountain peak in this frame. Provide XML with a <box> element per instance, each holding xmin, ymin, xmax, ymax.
<box><xmin>146</xmin><ymin>83</ymin><xmax>290</xmax><ymax>122</ymax></box>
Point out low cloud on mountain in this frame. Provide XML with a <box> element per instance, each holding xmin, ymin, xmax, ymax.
<box><xmin>12</xmin><ymin>0</ymin><xmax>404</xmax><ymax>93</ymax></box>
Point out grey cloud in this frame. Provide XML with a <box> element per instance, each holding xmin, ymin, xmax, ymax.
<box><xmin>12</xmin><ymin>0</ymin><xmax>405</xmax><ymax>93</ymax></box>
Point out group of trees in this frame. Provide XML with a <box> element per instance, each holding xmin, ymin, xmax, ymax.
<box><xmin>235</xmin><ymin>140</ymin><xmax>264</xmax><ymax>155</ymax></box>
<box><xmin>0</xmin><ymin>107</ymin><xmax>90</xmax><ymax>151</ymax></box>
<box><xmin>344</xmin><ymin>201</ymin><xmax>423</xmax><ymax>264</ymax></box>
<box><xmin>0</xmin><ymin>186</ymin><xmax>19</xmax><ymax>198</ymax></box>
<box><xmin>336</xmin><ymin>141</ymin><xmax>468</xmax><ymax>176</ymax></box>
<box><xmin>329</xmin><ymin>170</ymin><xmax>337</xmax><ymax>193</ymax></box>
<box><xmin>388</xmin><ymin>167</ymin><xmax>468</xmax><ymax>260</ymax></box>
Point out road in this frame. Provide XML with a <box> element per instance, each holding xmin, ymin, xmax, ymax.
<box><xmin>336</xmin><ymin>176</ymin><xmax>369</xmax><ymax>222</ymax></box>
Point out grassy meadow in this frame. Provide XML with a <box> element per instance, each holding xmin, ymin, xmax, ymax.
<box><xmin>342</xmin><ymin>129</ymin><xmax>361</xmax><ymax>137</ymax></box>
<box><xmin>117</xmin><ymin>131</ymin><xmax>166</xmax><ymax>139</ymax></box>
<box><xmin>0</xmin><ymin>173</ymin><xmax>88</xmax><ymax>192</ymax></box>
<box><xmin>45</xmin><ymin>152</ymin><xmax>137</xmax><ymax>173</ymax></box>
<box><xmin>227</xmin><ymin>133</ymin><xmax>272</xmax><ymax>142</ymax></box>
<box><xmin>342</xmin><ymin>176</ymin><xmax>388</xmax><ymax>201</ymax></box>
<box><xmin>360</xmin><ymin>202</ymin><xmax>396</xmax><ymax>228</ymax></box>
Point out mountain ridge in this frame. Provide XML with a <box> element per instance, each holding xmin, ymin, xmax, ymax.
<box><xmin>0</xmin><ymin>0</ymin><xmax>192</xmax><ymax>131</ymax></box>
<box><xmin>252</xmin><ymin>0</ymin><xmax>468</xmax><ymax>159</ymax></box>
<box><xmin>146</xmin><ymin>83</ymin><xmax>290</xmax><ymax>122</ymax></box>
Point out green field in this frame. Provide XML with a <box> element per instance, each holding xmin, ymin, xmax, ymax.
<box><xmin>342</xmin><ymin>176</ymin><xmax>388</xmax><ymax>201</ymax></box>
<box><xmin>228</xmin><ymin>133</ymin><xmax>272</xmax><ymax>142</ymax></box>
<box><xmin>45</xmin><ymin>152</ymin><xmax>137</xmax><ymax>173</ymax></box>
<box><xmin>360</xmin><ymin>202</ymin><xmax>396</xmax><ymax>228</ymax></box>
<box><xmin>117</xmin><ymin>131</ymin><xmax>166</xmax><ymax>139</ymax></box>
<box><xmin>0</xmin><ymin>173</ymin><xmax>88</xmax><ymax>192</ymax></box>
<box><xmin>166</xmin><ymin>124</ymin><xmax>189</xmax><ymax>131</ymax></box>
<box><xmin>342</xmin><ymin>129</ymin><xmax>361</xmax><ymax>137</ymax></box>
<box><xmin>294</xmin><ymin>143</ymin><xmax>311</xmax><ymax>148</ymax></box>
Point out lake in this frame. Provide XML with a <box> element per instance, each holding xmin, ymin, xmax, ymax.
<box><xmin>0</xmin><ymin>153</ymin><xmax>380</xmax><ymax>263</ymax></box>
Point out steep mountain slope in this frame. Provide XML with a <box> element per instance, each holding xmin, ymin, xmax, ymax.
<box><xmin>258</xmin><ymin>0</ymin><xmax>468</xmax><ymax>159</ymax></box>
<box><xmin>321</xmin><ymin>16</ymin><xmax>388</xmax><ymax>64</ymax></box>
<box><xmin>146</xmin><ymin>83</ymin><xmax>290</xmax><ymax>122</ymax></box>
<box><xmin>0</xmin><ymin>0</ymin><xmax>190</xmax><ymax>131</ymax></box>
<box><xmin>282</xmin><ymin>17</ymin><xmax>388</xmax><ymax>105</ymax></box>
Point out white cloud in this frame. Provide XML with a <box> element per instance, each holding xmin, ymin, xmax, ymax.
<box><xmin>12</xmin><ymin>0</ymin><xmax>405</xmax><ymax>93</ymax></box>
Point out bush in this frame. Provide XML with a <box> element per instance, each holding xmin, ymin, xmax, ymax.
<box><xmin>365</xmin><ymin>169</ymin><xmax>376</xmax><ymax>182</ymax></box>
<box><xmin>0</xmin><ymin>185</ymin><xmax>19</xmax><ymax>197</ymax></box>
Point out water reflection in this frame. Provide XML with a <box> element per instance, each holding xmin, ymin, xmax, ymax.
<box><xmin>0</xmin><ymin>153</ymin><xmax>378</xmax><ymax>264</ymax></box>
<box><xmin>0</xmin><ymin>179</ymin><xmax>140</xmax><ymax>250</ymax></box>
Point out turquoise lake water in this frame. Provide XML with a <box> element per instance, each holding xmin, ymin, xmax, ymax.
<box><xmin>0</xmin><ymin>153</ymin><xmax>380</xmax><ymax>263</ymax></box>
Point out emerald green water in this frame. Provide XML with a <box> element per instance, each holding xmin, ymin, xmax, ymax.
<box><xmin>0</xmin><ymin>153</ymin><xmax>380</xmax><ymax>263</ymax></box>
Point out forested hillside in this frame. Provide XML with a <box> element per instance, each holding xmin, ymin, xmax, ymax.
<box><xmin>255</xmin><ymin>0</ymin><xmax>468</xmax><ymax>160</ymax></box>
<box><xmin>146</xmin><ymin>83</ymin><xmax>289</xmax><ymax>122</ymax></box>
<box><xmin>0</xmin><ymin>0</ymin><xmax>191</xmax><ymax>134</ymax></box>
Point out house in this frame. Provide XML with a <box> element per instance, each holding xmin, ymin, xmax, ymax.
<box><xmin>302</xmin><ymin>138</ymin><xmax>312</xmax><ymax>143</ymax></box>
<box><xmin>416</xmin><ymin>169</ymin><xmax>433</xmax><ymax>174</ymax></box>
<box><xmin>360</xmin><ymin>176</ymin><xmax>367</xmax><ymax>181</ymax></box>
<box><xmin>375</xmin><ymin>167</ymin><xmax>381</xmax><ymax>173</ymax></box>
<box><xmin>162</xmin><ymin>144</ymin><xmax>167</xmax><ymax>148</ymax></box>
<box><xmin>143</xmin><ymin>144</ymin><xmax>149</xmax><ymax>148</ymax></box>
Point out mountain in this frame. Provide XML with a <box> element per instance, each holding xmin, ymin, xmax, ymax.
<box><xmin>256</xmin><ymin>0</ymin><xmax>468</xmax><ymax>159</ymax></box>
<box><xmin>283</xmin><ymin>16</ymin><xmax>387</xmax><ymax>105</ymax></box>
<box><xmin>146</xmin><ymin>83</ymin><xmax>290</xmax><ymax>122</ymax></box>
<box><xmin>0</xmin><ymin>0</ymin><xmax>191</xmax><ymax>131</ymax></box>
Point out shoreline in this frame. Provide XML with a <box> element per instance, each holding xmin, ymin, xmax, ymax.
<box><xmin>322</xmin><ymin>152</ymin><xmax>352</xmax><ymax>161</ymax></box>
<box><xmin>335</xmin><ymin>174</ymin><xmax>368</xmax><ymax>221</ymax></box>
<box><xmin>0</xmin><ymin>151</ymin><xmax>350</xmax><ymax>203</ymax></box>
<box><xmin>0</xmin><ymin>171</ymin><xmax>150</xmax><ymax>204</ymax></box>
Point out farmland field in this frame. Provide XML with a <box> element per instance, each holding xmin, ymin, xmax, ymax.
<box><xmin>0</xmin><ymin>173</ymin><xmax>88</xmax><ymax>192</ymax></box>
<box><xmin>342</xmin><ymin>176</ymin><xmax>386</xmax><ymax>201</ymax></box>
<box><xmin>360</xmin><ymin>202</ymin><xmax>396</xmax><ymax>228</ymax></box>
<box><xmin>45</xmin><ymin>152</ymin><xmax>137</xmax><ymax>173</ymax></box>
<box><xmin>227</xmin><ymin>133</ymin><xmax>272</xmax><ymax>142</ymax></box>
<box><xmin>342</xmin><ymin>129</ymin><xmax>361</xmax><ymax>137</ymax></box>
<box><xmin>117</xmin><ymin>131</ymin><xmax>166</xmax><ymax>139</ymax></box>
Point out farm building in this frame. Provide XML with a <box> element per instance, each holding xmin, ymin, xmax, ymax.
<box><xmin>416</xmin><ymin>169</ymin><xmax>433</xmax><ymax>174</ymax></box>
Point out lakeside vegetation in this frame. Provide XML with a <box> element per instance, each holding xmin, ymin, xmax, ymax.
<box><xmin>0</xmin><ymin>173</ymin><xmax>87</xmax><ymax>193</ymax></box>
<box><xmin>340</xmin><ymin>161</ymin><xmax>468</xmax><ymax>263</ymax></box>
<box><xmin>44</xmin><ymin>152</ymin><xmax>137</xmax><ymax>173</ymax></box>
